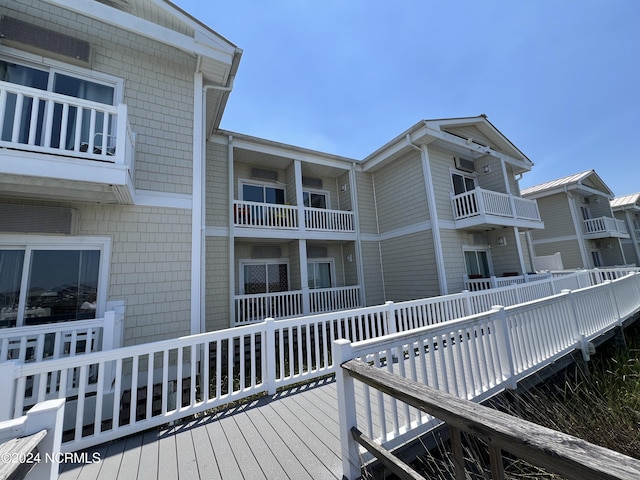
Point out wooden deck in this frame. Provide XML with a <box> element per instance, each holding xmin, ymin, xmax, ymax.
<box><xmin>58</xmin><ymin>377</ymin><xmax>347</xmax><ymax>480</ymax></box>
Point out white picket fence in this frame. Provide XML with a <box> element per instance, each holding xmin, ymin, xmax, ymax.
<box><xmin>0</xmin><ymin>268</ymin><xmax>637</xmax><ymax>453</ymax></box>
<box><xmin>334</xmin><ymin>272</ymin><xmax>640</xmax><ymax>478</ymax></box>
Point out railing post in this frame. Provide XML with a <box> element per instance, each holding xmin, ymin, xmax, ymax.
<box><xmin>462</xmin><ymin>290</ymin><xmax>473</xmax><ymax>316</ymax></box>
<box><xmin>561</xmin><ymin>289</ymin><xmax>590</xmax><ymax>361</ymax></box>
<box><xmin>384</xmin><ymin>301</ymin><xmax>397</xmax><ymax>334</ymax></box>
<box><xmin>265</xmin><ymin>318</ymin><xmax>277</xmax><ymax>395</ymax></box>
<box><xmin>490</xmin><ymin>276</ymin><xmax>498</xmax><ymax>289</ymax></box>
<box><xmin>605</xmin><ymin>280</ymin><xmax>622</xmax><ymax>325</ymax></box>
<box><xmin>0</xmin><ymin>361</ymin><xmax>17</xmax><ymax>421</ymax></box>
<box><xmin>23</xmin><ymin>398</ymin><xmax>65</xmax><ymax>480</ymax></box>
<box><xmin>334</xmin><ymin>339</ymin><xmax>360</xmax><ymax>480</ymax></box>
<box><xmin>101</xmin><ymin>311</ymin><xmax>116</xmax><ymax>351</ymax></box>
<box><xmin>491</xmin><ymin>306</ymin><xmax>517</xmax><ymax>389</ymax></box>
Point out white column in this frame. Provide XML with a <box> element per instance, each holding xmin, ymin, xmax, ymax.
<box><xmin>299</xmin><ymin>239</ymin><xmax>310</xmax><ymax>315</ymax></box>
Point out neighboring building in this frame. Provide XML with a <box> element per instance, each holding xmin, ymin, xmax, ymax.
<box><xmin>208</xmin><ymin>116</ymin><xmax>545</xmax><ymax>327</ymax></box>
<box><xmin>522</xmin><ymin>170</ymin><xmax>629</xmax><ymax>269</ymax></box>
<box><xmin>611</xmin><ymin>193</ymin><xmax>640</xmax><ymax>266</ymax></box>
<box><xmin>1</xmin><ymin>1</ymin><xmax>544</xmax><ymax>344</ymax></box>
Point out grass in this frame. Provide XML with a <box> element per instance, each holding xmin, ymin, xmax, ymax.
<box><xmin>403</xmin><ymin>322</ymin><xmax>640</xmax><ymax>479</ymax></box>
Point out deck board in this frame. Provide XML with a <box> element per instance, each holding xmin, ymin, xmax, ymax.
<box><xmin>56</xmin><ymin>375</ymin><xmax>400</xmax><ymax>479</ymax></box>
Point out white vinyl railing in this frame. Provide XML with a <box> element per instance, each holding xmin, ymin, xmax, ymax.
<box><xmin>0</xmin><ymin>312</ymin><xmax>123</xmax><ymax>364</ymax></box>
<box><xmin>1</xmin><ymin>268</ymin><xmax>638</xmax><ymax>453</ymax></box>
<box><xmin>0</xmin><ymin>81</ymin><xmax>135</xmax><ymax>169</ymax></box>
<box><xmin>583</xmin><ymin>216</ymin><xmax>628</xmax><ymax>236</ymax></box>
<box><xmin>233</xmin><ymin>200</ymin><xmax>355</xmax><ymax>233</ymax></box>
<box><xmin>304</xmin><ymin>207</ymin><xmax>355</xmax><ymax>232</ymax></box>
<box><xmin>452</xmin><ymin>188</ymin><xmax>541</xmax><ymax>222</ymax></box>
<box><xmin>234</xmin><ymin>285</ymin><xmax>362</xmax><ymax>325</ymax></box>
<box><xmin>464</xmin><ymin>272</ymin><xmax>554</xmax><ymax>291</ymax></box>
<box><xmin>335</xmin><ymin>272</ymin><xmax>640</xmax><ymax>478</ymax></box>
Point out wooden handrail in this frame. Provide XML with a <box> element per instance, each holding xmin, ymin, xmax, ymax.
<box><xmin>341</xmin><ymin>358</ymin><xmax>640</xmax><ymax>480</ymax></box>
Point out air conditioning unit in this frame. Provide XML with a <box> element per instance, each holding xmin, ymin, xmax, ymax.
<box><xmin>454</xmin><ymin>157</ymin><xmax>475</xmax><ymax>173</ymax></box>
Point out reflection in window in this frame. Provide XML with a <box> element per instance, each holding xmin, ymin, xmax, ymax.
<box><xmin>303</xmin><ymin>191</ymin><xmax>327</xmax><ymax>209</ymax></box>
<box><xmin>308</xmin><ymin>261</ymin><xmax>332</xmax><ymax>289</ymax></box>
<box><xmin>0</xmin><ymin>248</ymin><xmax>100</xmax><ymax>328</ymax></box>
<box><xmin>0</xmin><ymin>250</ymin><xmax>25</xmax><ymax>328</ymax></box>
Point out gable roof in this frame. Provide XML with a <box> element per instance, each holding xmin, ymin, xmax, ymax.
<box><xmin>362</xmin><ymin>115</ymin><xmax>533</xmax><ymax>173</ymax></box>
<box><xmin>611</xmin><ymin>193</ymin><xmax>640</xmax><ymax>210</ymax></box>
<box><xmin>521</xmin><ymin>170</ymin><xmax>615</xmax><ymax>199</ymax></box>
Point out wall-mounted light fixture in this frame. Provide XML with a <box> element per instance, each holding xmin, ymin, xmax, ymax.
<box><xmin>497</xmin><ymin>236</ymin><xmax>507</xmax><ymax>246</ymax></box>
<box><xmin>483</xmin><ymin>165</ymin><xmax>491</xmax><ymax>174</ymax></box>
<box><xmin>346</xmin><ymin>254</ymin><xmax>353</xmax><ymax>262</ymax></box>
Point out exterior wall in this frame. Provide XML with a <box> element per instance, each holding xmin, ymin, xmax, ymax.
<box><xmin>205</xmin><ymin>236</ymin><xmax>230</xmax><ymax>331</ymax></box>
<box><xmin>379</xmin><ymin>231</ymin><xmax>439</xmax><ymax>302</ymax></box>
<box><xmin>599</xmin><ymin>240</ymin><xmax>626</xmax><ymax>266</ymax></box>
<box><xmin>534</xmin><ymin>239</ymin><xmax>584</xmax><ymax>269</ymax></box>
<box><xmin>354</xmin><ymin>172</ymin><xmax>378</xmax><ymax>236</ymax></box>
<box><xmin>372</xmin><ymin>151</ymin><xmax>428</xmax><ymax>233</ymax></box>
<box><xmin>233</xmin><ymin>162</ymin><xmax>288</xmax><ymax>200</ymax></box>
<box><xmin>487</xmin><ymin>229</ymin><xmax>522</xmax><ymax>275</ymax></box>
<box><xmin>206</xmin><ymin>142</ymin><xmax>230</xmax><ymax>227</ymax></box>
<box><xmin>360</xmin><ymin>241</ymin><xmax>384</xmax><ymax>305</ymax></box>
<box><xmin>440</xmin><ymin>229</ymin><xmax>468</xmax><ymax>294</ymax></box>
<box><xmin>424</xmin><ymin>145</ymin><xmax>456</xmax><ymax>222</ymax></box>
<box><xmin>338</xmin><ymin>172</ymin><xmax>352</xmax><ymax>211</ymax></box>
<box><xmin>530</xmin><ymin>194</ymin><xmax>576</xmax><ymax>240</ymax></box>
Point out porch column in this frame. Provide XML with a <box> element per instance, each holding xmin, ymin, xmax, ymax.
<box><xmin>624</xmin><ymin>210</ymin><xmax>640</xmax><ymax>265</ymax></box>
<box><xmin>513</xmin><ymin>227</ymin><xmax>527</xmax><ymax>274</ymax></box>
<box><xmin>299</xmin><ymin>239</ymin><xmax>310</xmax><ymax>315</ymax></box>
<box><xmin>567</xmin><ymin>192</ymin><xmax>590</xmax><ymax>268</ymax></box>
<box><xmin>294</xmin><ymin>160</ymin><xmax>306</xmax><ymax>232</ymax></box>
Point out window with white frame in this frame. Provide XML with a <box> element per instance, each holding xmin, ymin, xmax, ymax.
<box><xmin>463</xmin><ymin>249</ymin><xmax>491</xmax><ymax>278</ymax></box>
<box><xmin>241</xmin><ymin>260</ymin><xmax>289</xmax><ymax>295</ymax></box>
<box><xmin>451</xmin><ymin>172</ymin><xmax>476</xmax><ymax>196</ymax></box>
<box><xmin>303</xmin><ymin>190</ymin><xmax>328</xmax><ymax>209</ymax></box>
<box><xmin>241</xmin><ymin>182</ymin><xmax>285</xmax><ymax>205</ymax></box>
<box><xmin>307</xmin><ymin>260</ymin><xmax>333</xmax><ymax>289</ymax></box>
<box><xmin>0</xmin><ymin>239</ymin><xmax>109</xmax><ymax>328</ymax></box>
<box><xmin>0</xmin><ymin>55</ymin><xmax>118</xmax><ymax>150</ymax></box>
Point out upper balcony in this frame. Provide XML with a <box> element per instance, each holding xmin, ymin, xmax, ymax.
<box><xmin>583</xmin><ymin>216</ymin><xmax>629</xmax><ymax>239</ymax></box>
<box><xmin>0</xmin><ymin>81</ymin><xmax>135</xmax><ymax>204</ymax></box>
<box><xmin>233</xmin><ymin>200</ymin><xmax>355</xmax><ymax>237</ymax></box>
<box><xmin>451</xmin><ymin>188</ymin><xmax>544</xmax><ymax>230</ymax></box>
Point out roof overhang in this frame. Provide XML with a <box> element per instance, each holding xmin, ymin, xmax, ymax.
<box><xmin>362</xmin><ymin>116</ymin><xmax>533</xmax><ymax>174</ymax></box>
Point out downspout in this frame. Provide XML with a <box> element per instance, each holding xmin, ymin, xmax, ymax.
<box><xmin>406</xmin><ymin>134</ymin><xmax>448</xmax><ymax>295</ymax></box>
<box><xmin>191</xmin><ymin>66</ymin><xmax>237</xmax><ymax>336</ymax></box>
<box><xmin>349</xmin><ymin>162</ymin><xmax>367</xmax><ymax>305</ymax></box>
<box><xmin>228</xmin><ymin>135</ymin><xmax>235</xmax><ymax>326</ymax></box>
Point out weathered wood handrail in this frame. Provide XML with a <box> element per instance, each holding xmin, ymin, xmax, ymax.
<box><xmin>340</xmin><ymin>358</ymin><xmax>640</xmax><ymax>480</ymax></box>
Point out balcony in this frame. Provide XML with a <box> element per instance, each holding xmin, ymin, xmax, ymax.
<box><xmin>234</xmin><ymin>285</ymin><xmax>361</xmax><ymax>326</ymax></box>
<box><xmin>0</xmin><ymin>81</ymin><xmax>135</xmax><ymax>204</ymax></box>
<box><xmin>583</xmin><ymin>217</ymin><xmax>629</xmax><ymax>239</ymax></box>
<box><xmin>451</xmin><ymin>188</ymin><xmax>543</xmax><ymax>230</ymax></box>
<box><xmin>233</xmin><ymin>200</ymin><xmax>355</xmax><ymax>235</ymax></box>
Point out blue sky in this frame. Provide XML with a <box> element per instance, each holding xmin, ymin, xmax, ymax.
<box><xmin>175</xmin><ymin>0</ymin><xmax>639</xmax><ymax>195</ymax></box>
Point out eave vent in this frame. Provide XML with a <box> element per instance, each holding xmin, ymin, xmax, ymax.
<box><xmin>251</xmin><ymin>168</ymin><xmax>278</xmax><ymax>182</ymax></box>
<box><xmin>0</xmin><ymin>16</ymin><xmax>91</xmax><ymax>65</ymax></box>
<box><xmin>252</xmin><ymin>246</ymin><xmax>282</xmax><ymax>259</ymax></box>
<box><xmin>454</xmin><ymin>157</ymin><xmax>475</xmax><ymax>173</ymax></box>
<box><xmin>307</xmin><ymin>246</ymin><xmax>328</xmax><ymax>258</ymax></box>
<box><xmin>0</xmin><ymin>204</ymin><xmax>77</xmax><ymax>235</ymax></box>
<box><xmin>302</xmin><ymin>177</ymin><xmax>323</xmax><ymax>189</ymax></box>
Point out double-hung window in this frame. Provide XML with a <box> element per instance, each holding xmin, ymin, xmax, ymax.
<box><xmin>0</xmin><ymin>238</ymin><xmax>108</xmax><ymax>328</ymax></box>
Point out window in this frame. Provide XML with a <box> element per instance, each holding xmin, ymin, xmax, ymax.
<box><xmin>307</xmin><ymin>260</ymin><xmax>333</xmax><ymax>289</ymax></box>
<box><xmin>241</xmin><ymin>261</ymin><xmax>289</xmax><ymax>294</ymax></box>
<box><xmin>591</xmin><ymin>250</ymin><xmax>602</xmax><ymax>268</ymax></box>
<box><xmin>452</xmin><ymin>172</ymin><xmax>476</xmax><ymax>196</ymax></box>
<box><xmin>0</xmin><ymin>245</ymin><xmax>104</xmax><ymax>328</ymax></box>
<box><xmin>0</xmin><ymin>58</ymin><xmax>116</xmax><ymax>150</ymax></box>
<box><xmin>464</xmin><ymin>250</ymin><xmax>491</xmax><ymax>278</ymax></box>
<box><xmin>242</xmin><ymin>183</ymin><xmax>285</xmax><ymax>204</ymax></box>
<box><xmin>303</xmin><ymin>191</ymin><xmax>328</xmax><ymax>209</ymax></box>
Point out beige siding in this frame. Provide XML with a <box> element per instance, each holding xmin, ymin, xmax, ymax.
<box><xmin>530</xmin><ymin>194</ymin><xmax>576</xmax><ymax>240</ymax></box>
<box><xmin>338</xmin><ymin>172</ymin><xmax>352</xmax><ymax>211</ymax></box>
<box><xmin>380</xmin><ymin>232</ymin><xmax>439</xmax><ymax>301</ymax></box>
<box><xmin>426</xmin><ymin>145</ymin><xmax>458</xmax><ymax>222</ymax></box>
<box><xmin>439</xmin><ymin>229</ymin><xmax>468</xmax><ymax>294</ymax></box>
<box><xmin>355</xmin><ymin>172</ymin><xmax>378</xmax><ymax>235</ymax></box>
<box><xmin>205</xmin><ymin>236</ymin><xmax>230</xmax><ymax>331</ymax></box>
<box><xmin>534</xmin><ymin>239</ymin><xmax>584</xmax><ymax>269</ymax></box>
<box><xmin>487</xmin><ymin>229</ymin><xmax>523</xmax><ymax>275</ymax></box>
<box><xmin>233</xmin><ymin>162</ymin><xmax>289</xmax><ymax>200</ymax></box>
<box><xmin>78</xmin><ymin>204</ymin><xmax>192</xmax><ymax>345</ymax></box>
<box><xmin>206</xmin><ymin>142</ymin><xmax>229</xmax><ymax>227</ymax></box>
<box><xmin>373</xmin><ymin>151</ymin><xmax>428</xmax><ymax>233</ymax></box>
<box><xmin>360</xmin><ymin>241</ymin><xmax>384</xmax><ymax>305</ymax></box>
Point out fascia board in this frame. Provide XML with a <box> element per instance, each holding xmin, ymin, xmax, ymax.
<box><xmin>44</xmin><ymin>0</ymin><xmax>235</xmax><ymax>65</ymax></box>
<box><xmin>212</xmin><ymin>135</ymin><xmax>357</xmax><ymax>171</ymax></box>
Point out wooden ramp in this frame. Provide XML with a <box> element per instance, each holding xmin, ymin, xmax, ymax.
<box><xmin>58</xmin><ymin>377</ymin><xmax>346</xmax><ymax>480</ymax></box>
